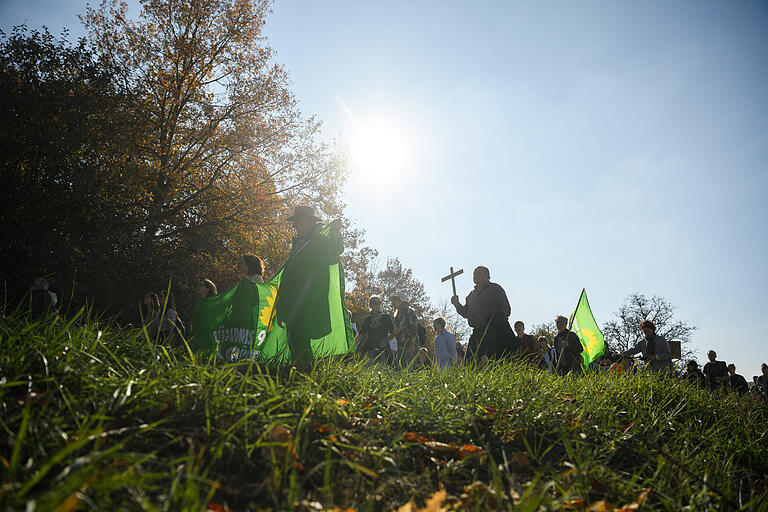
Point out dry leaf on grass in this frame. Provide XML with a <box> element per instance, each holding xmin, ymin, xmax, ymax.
<box><xmin>458</xmin><ymin>444</ymin><xmax>484</xmax><ymax>459</ymax></box>
<box><xmin>510</xmin><ymin>451</ymin><xmax>530</xmax><ymax>466</ymax></box>
<box><xmin>616</xmin><ymin>488</ymin><xmax>651</xmax><ymax>512</ymax></box>
<box><xmin>54</xmin><ymin>491</ymin><xmax>83</xmax><ymax>512</ymax></box>
<box><xmin>206</xmin><ymin>503</ymin><xmax>232</xmax><ymax>512</ymax></box>
<box><xmin>403</xmin><ymin>431</ymin><xmax>434</xmax><ymax>444</ymax></box>
<box><xmin>423</xmin><ymin>441</ymin><xmax>458</xmax><ymax>452</ymax></box>
<box><xmin>397</xmin><ymin>487</ymin><xmax>448</xmax><ymax>512</ymax></box>
<box><xmin>589</xmin><ymin>501</ymin><xmax>615</xmax><ymax>511</ymax></box>
<box><xmin>458</xmin><ymin>482</ymin><xmax>497</xmax><ymax>508</ymax></box>
<box><xmin>261</xmin><ymin>424</ymin><xmax>298</xmax><ymax>465</ymax></box>
<box><xmin>564</xmin><ymin>498</ymin><xmax>584</xmax><ymax>510</ymax></box>
<box><xmin>54</xmin><ymin>479</ymin><xmax>95</xmax><ymax>512</ymax></box>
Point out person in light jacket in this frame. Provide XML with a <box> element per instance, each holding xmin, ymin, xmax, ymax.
<box><xmin>432</xmin><ymin>316</ymin><xmax>458</xmax><ymax>371</ymax></box>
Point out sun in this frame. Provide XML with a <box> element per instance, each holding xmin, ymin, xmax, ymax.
<box><xmin>348</xmin><ymin>116</ymin><xmax>414</xmax><ymax>183</ymax></box>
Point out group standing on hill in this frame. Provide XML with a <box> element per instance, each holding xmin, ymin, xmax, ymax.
<box><xmin>25</xmin><ymin>204</ymin><xmax>768</xmax><ymax>400</ymax></box>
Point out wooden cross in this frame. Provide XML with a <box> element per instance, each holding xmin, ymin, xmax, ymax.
<box><xmin>441</xmin><ymin>267</ymin><xmax>464</xmax><ymax>298</ymax></box>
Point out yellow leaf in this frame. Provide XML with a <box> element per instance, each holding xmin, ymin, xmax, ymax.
<box><xmin>616</xmin><ymin>488</ymin><xmax>651</xmax><ymax>512</ymax></box>
<box><xmin>589</xmin><ymin>500</ymin><xmax>615</xmax><ymax>511</ymax></box>
<box><xmin>397</xmin><ymin>487</ymin><xmax>448</xmax><ymax>512</ymax></box>
<box><xmin>422</xmin><ymin>441</ymin><xmax>457</xmax><ymax>452</ymax></box>
<box><xmin>54</xmin><ymin>493</ymin><xmax>81</xmax><ymax>512</ymax></box>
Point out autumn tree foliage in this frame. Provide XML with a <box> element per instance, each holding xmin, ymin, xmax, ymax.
<box><xmin>1</xmin><ymin>0</ymin><xmax>352</xmax><ymax>320</ymax></box>
<box><xmin>345</xmin><ymin>256</ymin><xmax>439</xmax><ymax>343</ymax></box>
<box><xmin>0</xmin><ymin>26</ymin><xmax>142</xmax><ymax>310</ymax></box>
<box><xmin>80</xmin><ymin>0</ymin><xmax>351</xmax><ymax>306</ymax></box>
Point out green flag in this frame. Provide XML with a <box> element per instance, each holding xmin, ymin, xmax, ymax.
<box><xmin>190</xmin><ymin>221</ymin><xmax>354</xmax><ymax>365</ymax></box>
<box><xmin>568</xmin><ymin>289</ymin><xmax>605</xmax><ymax>367</ymax></box>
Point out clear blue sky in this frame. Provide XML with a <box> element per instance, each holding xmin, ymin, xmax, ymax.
<box><xmin>3</xmin><ymin>1</ymin><xmax>767</xmax><ymax>377</ymax></box>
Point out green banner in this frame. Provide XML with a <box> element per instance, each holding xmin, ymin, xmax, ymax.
<box><xmin>569</xmin><ymin>288</ymin><xmax>605</xmax><ymax>367</ymax></box>
<box><xmin>190</xmin><ymin>222</ymin><xmax>354</xmax><ymax>365</ymax></box>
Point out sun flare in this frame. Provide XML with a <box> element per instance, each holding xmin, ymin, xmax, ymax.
<box><xmin>349</xmin><ymin>117</ymin><xmax>414</xmax><ymax>183</ymax></box>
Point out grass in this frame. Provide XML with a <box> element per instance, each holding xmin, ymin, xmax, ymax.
<box><xmin>1</xmin><ymin>310</ymin><xmax>767</xmax><ymax>511</ymax></box>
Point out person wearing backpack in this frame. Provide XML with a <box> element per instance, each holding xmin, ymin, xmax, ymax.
<box><xmin>355</xmin><ymin>295</ymin><xmax>394</xmax><ymax>365</ymax></box>
<box><xmin>391</xmin><ymin>292</ymin><xmax>419</xmax><ymax>368</ymax></box>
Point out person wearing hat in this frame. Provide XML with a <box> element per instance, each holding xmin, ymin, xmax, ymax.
<box><xmin>390</xmin><ymin>292</ymin><xmax>419</xmax><ymax>367</ymax></box>
<box><xmin>274</xmin><ymin>205</ymin><xmax>345</xmax><ymax>367</ymax></box>
<box><xmin>286</xmin><ymin>205</ymin><xmax>342</xmax><ymax>259</ymax></box>
<box><xmin>620</xmin><ymin>319</ymin><xmax>672</xmax><ymax>374</ymax></box>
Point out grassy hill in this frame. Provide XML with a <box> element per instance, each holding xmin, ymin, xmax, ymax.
<box><xmin>1</xmin><ymin>312</ymin><xmax>766</xmax><ymax>511</ymax></box>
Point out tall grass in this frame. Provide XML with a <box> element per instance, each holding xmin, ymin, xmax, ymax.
<box><xmin>1</xmin><ymin>311</ymin><xmax>766</xmax><ymax>510</ymax></box>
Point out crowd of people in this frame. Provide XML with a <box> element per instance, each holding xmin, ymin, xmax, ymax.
<box><xmin>351</xmin><ymin>264</ymin><xmax>768</xmax><ymax>400</ymax></box>
<box><xmin>24</xmin><ymin>205</ymin><xmax>768</xmax><ymax>400</ymax></box>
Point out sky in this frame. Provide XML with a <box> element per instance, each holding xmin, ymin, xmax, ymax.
<box><xmin>3</xmin><ymin>1</ymin><xmax>767</xmax><ymax>376</ymax></box>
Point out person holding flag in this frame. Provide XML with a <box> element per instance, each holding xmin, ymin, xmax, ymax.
<box><xmin>555</xmin><ymin>289</ymin><xmax>607</xmax><ymax>374</ymax></box>
<box><xmin>190</xmin><ymin>205</ymin><xmax>354</xmax><ymax>368</ymax></box>
<box><xmin>554</xmin><ymin>315</ymin><xmax>583</xmax><ymax>375</ymax></box>
<box><xmin>568</xmin><ymin>288</ymin><xmax>606</xmax><ymax>371</ymax></box>
<box><xmin>276</xmin><ymin>206</ymin><xmax>346</xmax><ymax>368</ymax></box>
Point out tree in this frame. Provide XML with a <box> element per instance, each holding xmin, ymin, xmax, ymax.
<box><xmin>0</xmin><ymin>26</ymin><xmax>142</xmax><ymax>310</ymax></box>
<box><xmin>1</xmin><ymin>0</ymin><xmax>354</xmax><ymax>320</ymax></box>
<box><xmin>371</xmin><ymin>258</ymin><xmax>435</xmax><ymax>320</ymax></box>
<box><xmin>345</xmin><ymin>256</ymin><xmax>438</xmax><ymax>345</ymax></box>
<box><xmin>529</xmin><ymin>321</ymin><xmax>558</xmax><ymax>345</ymax></box>
<box><xmin>602</xmin><ymin>293</ymin><xmax>697</xmax><ymax>362</ymax></box>
<box><xmin>78</xmin><ymin>0</ymin><xmax>350</xmax><ymax>315</ymax></box>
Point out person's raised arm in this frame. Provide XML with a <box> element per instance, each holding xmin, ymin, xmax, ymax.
<box><xmin>451</xmin><ymin>294</ymin><xmax>468</xmax><ymax>318</ymax></box>
<box><xmin>329</xmin><ymin>219</ymin><xmax>344</xmax><ymax>254</ymax></box>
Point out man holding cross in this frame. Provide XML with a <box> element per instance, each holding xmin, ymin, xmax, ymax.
<box><xmin>450</xmin><ymin>266</ymin><xmax>515</xmax><ymax>361</ymax></box>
